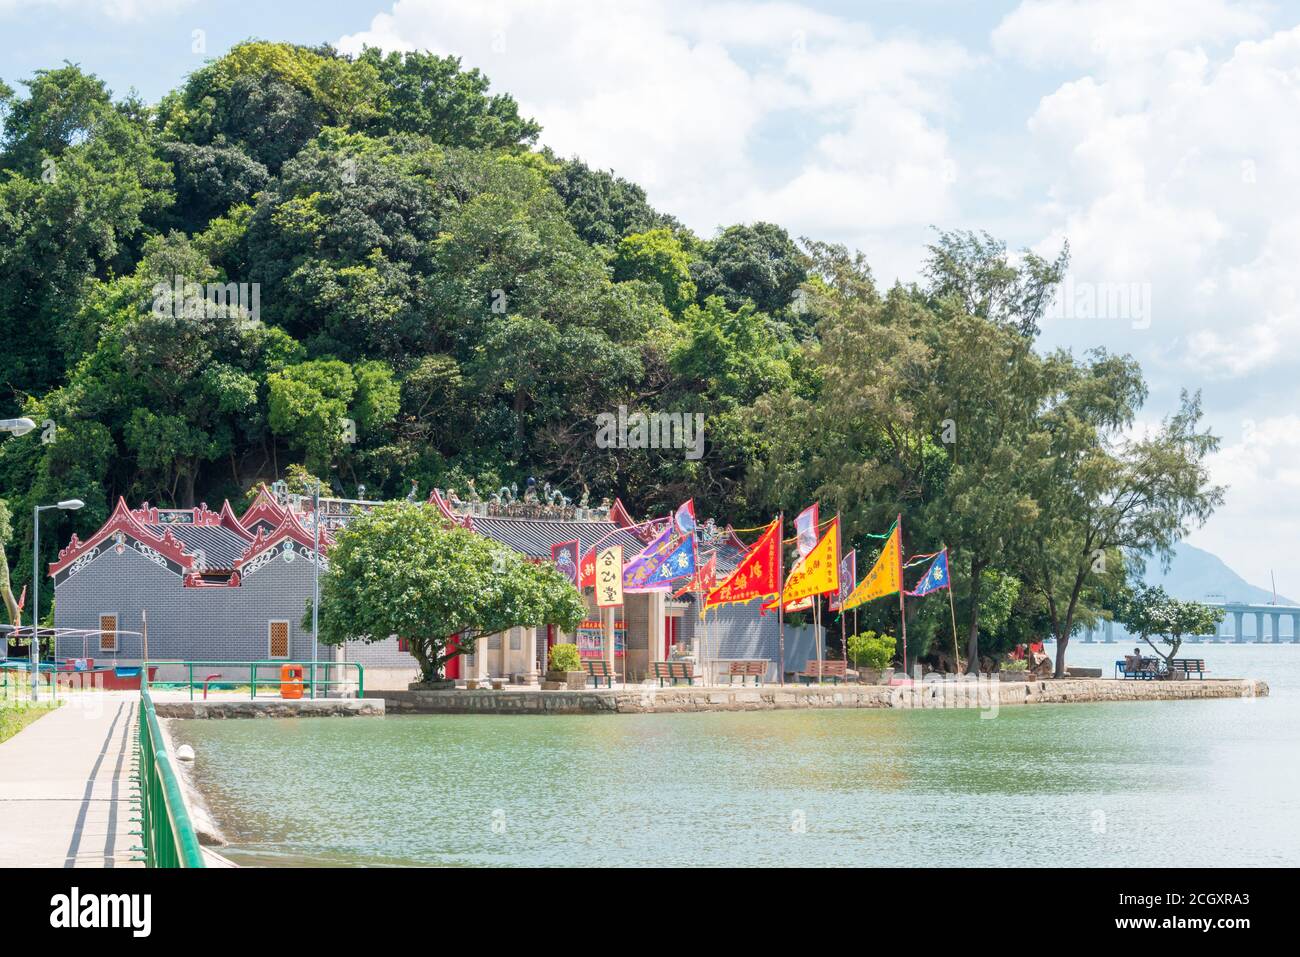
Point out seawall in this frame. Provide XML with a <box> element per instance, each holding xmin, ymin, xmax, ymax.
<box><xmin>154</xmin><ymin>697</ymin><xmax>385</xmax><ymax>719</ymax></box>
<box><xmin>376</xmin><ymin>677</ymin><xmax>1267</xmax><ymax>715</ymax></box>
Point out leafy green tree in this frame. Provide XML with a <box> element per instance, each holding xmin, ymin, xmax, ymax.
<box><xmin>316</xmin><ymin>503</ymin><xmax>585</xmax><ymax>682</ymax></box>
<box><xmin>157</xmin><ymin>41</ymin><xmax>384</xmax><ymax>171</ymax></box>
<box><xmin>0</xmin><ymin>499</ymin><xmax>19</xmax><ymax>628</ymax></box>
<box><xmin>1116</xmin><ymin>582</ymin><xmax>1224</xmax><ymax>670</ymax></box>
<box><xmin>0</xmin><ymin>67</ymin><xmax>172</xmax><ymax>409</ymax></box>
<box><xmin>546</xmin><ymin>153</ymin><xmax>675</xmax><ymax>247</ymax></box>
<box><xmin>267</xmin><ymin>359</ymin><xmax>357</xmax><ymax>474</ymax></box>
<box><xmin>693</xmin><ymin>222</ymin><xmax>808</xmax><ymax>315</ymax></box>
<box><xmin>154</xmin><ymin>141</ymin><xmax>269</xmax><ymax>236</ymax></box>
<box><xmin>359</xmin><ymin>48</ymin><xmax>540</xmax><ymax>149</ymax></box>
<box><xmin>923</xmin><ymin>229</ymin><xmax>1070</xmax><ymax>338</ymax></box>
<box><xmin>613</xmin><ymin>228</ymin><xmax>696</xmax><ymax>316</ymax></box>
<box><xmin>0</xmin><ymin>63</ymin><xmax>115</xmax><ymax>173</ymax></box>
<box><xmin>1019</xmin><ymin>389</ymin><xmax>1224</xmax><ymax>676</ymax></box>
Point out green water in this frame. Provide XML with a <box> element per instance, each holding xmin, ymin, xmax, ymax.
<box><xmin>177</xmin><ymin>644</ymin><xmax>1300</xmax><ymax>867</ymax></box>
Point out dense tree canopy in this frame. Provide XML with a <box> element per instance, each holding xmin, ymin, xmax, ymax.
<box><xmin>0</xmin><ymin>40</ymin><xmax>1223</xmax><ymax>660</ymax></box>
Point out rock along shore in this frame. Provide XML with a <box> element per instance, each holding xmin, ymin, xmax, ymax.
<box><xmin>376</xmin><ymin>676</ymin><xmax>1267</xmax><ymax>716</ymax></box>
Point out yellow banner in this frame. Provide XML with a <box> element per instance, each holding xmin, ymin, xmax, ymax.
<box><xmin>596</xmin><ymin>545</ymin><xmax>624</xmax><ymax>607</ymax></box>
<box><xmin>841</xmin><ymin>524</ymin><xmax>900</xmax><ymax>610</ymax></box>
<box><xmin>781</xmin><ymin>518</ymin><xmax>840</xmax><ymax>604</ymax></box>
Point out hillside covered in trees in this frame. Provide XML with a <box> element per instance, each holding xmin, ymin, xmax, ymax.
<box><xmin>0</xmin><ymin>41</ymin><xmax>1223</xmax><ymax>671</ymax></box>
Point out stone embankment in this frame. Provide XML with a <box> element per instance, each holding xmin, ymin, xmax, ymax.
<box><xmin>376</xmin><ymin>677</ymin><xmax>1267</xmax><ymax>716</ymax></box>
<box><xmin>152</xmin><ymin>697</ymin><xmax>385</xmax><ymax>719</ymax></box>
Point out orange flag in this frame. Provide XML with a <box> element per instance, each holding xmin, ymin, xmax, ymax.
<box><xmin>705</xmin><ymin>519</ymin><xmax>781</xmax><ymax>609</ymax></box>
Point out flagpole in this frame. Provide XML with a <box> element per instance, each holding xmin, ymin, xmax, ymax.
<box><xmin>835</xmin><ymin>511</ymin><xmax>843</xmax><ymax>665</ymax></box>
<box><xmin>776</xmin><ymin>513</ymin><xmax>785</xmax><ymax>686</ymax></box>
<box><xmin>943</xmin><ymin>545</ymin><xmax>960</xmax><ymax>672</ymax></box>
<box><xmin>897</xmin><ymin>513</ymin><xmax>908</xmax><ymax>676</ymax></box>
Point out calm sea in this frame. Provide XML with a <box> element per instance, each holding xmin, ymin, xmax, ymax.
<box><xmin>176</xmin><ymin>642</ymin><xmax>1300</xmax><ymax>867</ymax></box>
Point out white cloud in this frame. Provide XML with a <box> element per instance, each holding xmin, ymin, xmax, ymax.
<box><xmin>1020</xmin><ymin>18</ymin><xmax>1300</xmax><ymax>381</ymax></box>
<box><xmin>993</xmin><ymin>0</ymin><xmax>1269</xmax><ymax>69</ymax></box>
<box><xmin>337</xmin><ymin>0</ymin><xmax>974</xmax><ymax>271</ymax></box>
<box><xmin>1188</xmin><ymin>414</ymin><xmax>1300</xmax><ymax>591</ymax></box>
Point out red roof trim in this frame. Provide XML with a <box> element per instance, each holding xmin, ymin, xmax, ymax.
<box><xmin>49</xmin><ymin>496</ymin><xmax>196</xmax><ymax>577</ymax></box>
<box><xmin>609</xmin><ymin>498</ymin><xmax>636</xmax><ymax>528</ymax></box>
<box><xmin>233</xmin><ymin>509</ymin><xmax>321</xmax><ymax>569</ymax></box>
<box><xmin>218</xmin><ymin>499</ymin><xmax>255</xmax><ymax>540</ymax></box>
<box><xmin>239</xmin><ymin>483</ymin><xmax>287</xmax><ymax>531</ymax></box>
<box><xmin>427</xmin><ymin>489</ymin><xmax>474</xmax><ymax>530</ymax></box>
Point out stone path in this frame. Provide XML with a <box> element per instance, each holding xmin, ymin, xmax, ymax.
<box><xmin>0</xmin><ymin>692</ymin><xmax>143</xmax><ymax>867</ymax></box>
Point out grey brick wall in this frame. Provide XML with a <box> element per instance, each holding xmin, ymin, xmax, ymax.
<box><xmin>677</xmin><ymin>597</ymin><xmax>821</xmax><ymax>677</ymax></box>
<box><xmin>53</xmin><ymin>544</ymin><xmax>327</xmax><ymax>663</ymax></box>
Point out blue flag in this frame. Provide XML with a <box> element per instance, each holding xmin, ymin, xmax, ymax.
<box><xmin>647</xmin><ymin>532</ymin><xmax>697</xmax><ymax>587</ymax></box>
<box><xmin>907</xmin><ymin>549</ymin><xmax>950</xmax><ymax>597</ymax></box>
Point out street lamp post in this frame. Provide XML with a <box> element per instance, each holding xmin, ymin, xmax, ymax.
<box><xmin>0</xmin><ymin>418</ymin><xmax>36</xmax><ymax>437</ymax></box>
<box><xmin>312</xmin><ymin>480</ymin><xmax>320</xmax><ymax>699</ymax></box>
<box><xmin>31</xmin><ymin>499</ymin><xmax>84</xmax><ymax>701</ymax></box>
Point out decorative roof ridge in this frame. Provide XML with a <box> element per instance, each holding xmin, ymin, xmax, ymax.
<box><xmin>239</xmin><ymin>483</ymin><xmax>287</xmax><ymax>528</ymax></box>
<box><xmin>427</xmin><ymin>488</ymin><xmax>474</xmax><ymax>529</ymax></box>
<box><xmin>233</xmin><ymin>507</ymin><xmax>321</xmax><ymax>568</ymax></box>
<box><xmin>609</xmin><ymin>498</ymin><xmax>637</xmax><ymax>529</ymax></box>
<box><xmin>723</xmin><ymin>525</ymin><xmax>750</xmax><ymax>552</ymax></box>
<box><xmin>50</xmin><ymin>496</ymin><xmax>195</xmax><ymax>577</ymax></box>
<box><xmin>217</xmin><ymin>499</ymin><xmax>255</xmax><ymax>540</ymax></box>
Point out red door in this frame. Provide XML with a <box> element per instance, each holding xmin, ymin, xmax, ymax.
<box><xmin>445</xmin><ymin>634</ymin><xmax>462</xmax><ymax>679</ymax></box>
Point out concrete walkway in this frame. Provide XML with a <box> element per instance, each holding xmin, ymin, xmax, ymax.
<box><xmin>0</xmin><ymin>692</ymin><xmax>143</xmax><ymax>867</ymax></box>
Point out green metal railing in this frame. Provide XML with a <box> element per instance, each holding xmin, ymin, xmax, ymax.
<box><xmin>138</xmin><ymin>674</ymin><xmax>205</xmax><ymax>868</ymax></box>
<box><xmin>143</xmin><ymin>659</ymin><xmax>365</xmax><ymax>700</ymax></box>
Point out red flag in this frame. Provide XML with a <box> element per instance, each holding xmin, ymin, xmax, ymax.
<box><xmin>673</xmin><ymin>553</ymin><xmax>716</xmax><ymax>598</ymax></box>
<box><xmin>16</xmin><ymin>585</ymin><xmax>26</xmax><ymax>612</ymax></box>
<box><xmin>579</xmin><ymin>548</ymin><xmax>597</xmax><ymax>589</ymax></box>
<box><xmin>706</xmin><ymin>519</ymin><xmax>781</xmax><ymax>609</ymax></box>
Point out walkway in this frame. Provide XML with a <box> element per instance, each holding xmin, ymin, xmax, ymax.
<box><xmin>0</xmin><ymin>692</ymin><xmax>142</xmax><ymax>867</ymax></box>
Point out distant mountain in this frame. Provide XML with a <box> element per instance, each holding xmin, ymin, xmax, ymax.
<box><xmin>1138</xmin><ymin>541</ymin><xmax>1291</xmax><ymax>605</ymax></box>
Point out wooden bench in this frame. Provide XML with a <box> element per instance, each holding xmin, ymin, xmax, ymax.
<box><xmin>797</xmin><ymin>659</ymin><xmax>858</xmax><ymax>684</ymax></box>
<box><xmin>1170</xmin><ymin>658</ymin><xmax>1209</xmax><ymax>679</ymax></box>
<box><xmin>584</xmin><ymin>659</ymin><xmax>618</xmax><ymax>688</ymax></box>
<box><xmin>725</xmin><ymin>660</ymin><xmax>767</xmax><ymax>686</ymax></box>
<box><xmin>651</xmin><ymin>660</ymin><xmax>697</xmax><ymax>687</ymax></box>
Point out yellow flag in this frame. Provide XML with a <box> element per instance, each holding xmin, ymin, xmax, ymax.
<box><xmin>841</xmin><ymin>524</ymin><xmax>900</xmax><ymax>610</ymax></box>
<box><xmin>781</xmin><ymin>518</ymin><xmax>840</xmax><ymax>604</ymax></box>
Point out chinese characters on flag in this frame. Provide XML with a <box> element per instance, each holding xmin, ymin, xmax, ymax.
<box><xmin>781</xmin><ymin>517</ymin><xmax>840</xmax><ymax>605</ymax></box>
<box><xmin>596</xmin><ymin>545</ymin><xmax>624</xmax><ymax>607</ymax></box>
<box><xmin>705</xmin><ymin>519</ymin><xmax>781</xmax><ymax>609</ymax></box>
<box><xmin>841</xmin><ymin>522</ymin><xmax>901</xmax><ymax>610</ymax></box>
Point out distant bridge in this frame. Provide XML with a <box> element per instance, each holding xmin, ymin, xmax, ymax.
<box><xmin>1078</xmin><ymin>602</ymin><xmax>1300</xmax><ymax>643</ymax></box>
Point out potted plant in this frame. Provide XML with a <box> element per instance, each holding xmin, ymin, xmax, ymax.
<box><xmin>846</xmin><ymin>631</ymin><xmax>896</xmax><ymax>684</ymax></box>
<box><xmin>999</xmin><ymin>656</ymin><xmax>1029</xmax><ymax>680</ymax></box>
<box><xmin>542</xmin><ymin>642</ymin><xmax>587</xmax><ymax>690</ymax></box>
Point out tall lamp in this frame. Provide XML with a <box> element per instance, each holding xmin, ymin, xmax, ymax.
<box><xmin>31</xmin><ymin>499</ymin><xmax>84</xmax><ymax>701</ymax></box>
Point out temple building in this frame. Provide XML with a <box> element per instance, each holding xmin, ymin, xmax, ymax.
<box><xmin>47</xmin><ymin>483</ymin><xmax>817</xmax><ymax>689</ymax></box>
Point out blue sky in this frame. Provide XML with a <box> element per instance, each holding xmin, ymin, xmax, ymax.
<box><xmin>4</xmin><ymin>0</ymin><xmax>1300</xmax><ymax>596</ymax></box>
